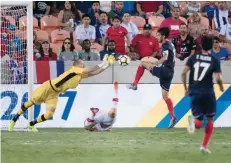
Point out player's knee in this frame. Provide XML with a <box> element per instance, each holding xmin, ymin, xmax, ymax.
<box><xmin>206</xmin><ymin>116</ymin><xmax>214</xmax><ymax>122</ymax></box>
<box><xmin>109</xmin><ymin>108</ymin><xmax>116</xmax><ymax>118</ymax></box>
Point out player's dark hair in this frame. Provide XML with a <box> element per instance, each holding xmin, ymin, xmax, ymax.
<box><xmin>112</xmin><ymin>16</ymin><xmax>121</xmax><ymax>22</ymax></box>
<box><xmin>83</xmin><ymin>39</ymin><xmax>91</xmax><ymax>44</ymax></box>
<box><xmin>157</xmin><ymin>27</ymin><xmax>170</xmax><ymax>38</ymax></box>
<box><xmin>92</xmin><ymin>1</ymin><xmax>100</xmax><ymax>5</ymax></box>
<box><xmin>201</xmin><ymin>36</ymin><xmax>213</xmax><ymax>51</ymax></box>
<box><xmin>82</xmin><ymin>14</ymin><xmax>91</xmax><ymax>19</ymax></box>
<box><xmin>213</xmin><ymin>36</ymin><xmax>220</xmax><ymax>42</ymax></box>
<box><xmin>108</xmin><ymin>40</ymin><xmax>116</xmax><ymax>44</ymax></box>
<box><xmin>100</xmin><ymin>11</ymin><xmax>108</xmax><ymax>16</ymax></box>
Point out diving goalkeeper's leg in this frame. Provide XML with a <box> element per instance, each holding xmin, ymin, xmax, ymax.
<box><xmin>8</xmin><ymin>100</ymin><xmax>34</xmax><ymax>131</ymax></box>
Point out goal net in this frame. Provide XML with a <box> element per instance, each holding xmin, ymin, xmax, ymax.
<box><xmin>1</xmin><ymin>3</ymin><xmax>33</xmax><ymax>130</ymax></box>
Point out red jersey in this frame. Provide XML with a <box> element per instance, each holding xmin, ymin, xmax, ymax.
<box><xmin>131</xmin><ymin>34</ymin><xmax>159</xmax><ymax>58</ymax></box>
<box><xmin>160</xmin><ymin>17</ymin><xmax>184</xmax><ymax>39</ymax></box>
<box><xmin>137</xmin><ymin>1</ymin><xmax>163</xmax><ymax>12</ymax></box>
<box><xmin>106</xmin><ymin>26</ymin><xmax>128</xmax><ymax>54</ymax></box>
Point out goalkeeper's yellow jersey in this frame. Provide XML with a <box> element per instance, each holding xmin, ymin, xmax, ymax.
<box><xmin>50</xmin><ymin>66</ymin><xmax>87</xmax><ymax>93</ymax></box>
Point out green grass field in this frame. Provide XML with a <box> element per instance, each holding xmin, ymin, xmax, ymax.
<box><xmin>2</xmin><ymin>128</ymin><xmax>231</xmax><ymax>163</ymax></box>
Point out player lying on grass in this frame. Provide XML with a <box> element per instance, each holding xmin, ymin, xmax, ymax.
<box><xmin>84</xmin><ymin>82</ymin><xmax>118</xmax><ymax>132</ymax></box>
<box><xmin>8</xmin><ymin>55</ymin><xmax>115</xmax><ymax>132</ymax></box>
<box><xmin>128</xmin><ymin>27</ymin><xmax>177</xmax><ymax>128</ymax></box>
<box><xmin>181</xmin><ymin>36</ymin><xmax>224</xmax><ymax>154</ymax></box>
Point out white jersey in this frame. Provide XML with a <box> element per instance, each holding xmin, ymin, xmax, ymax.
<box><xmin>93</xmin><ymin>108</ymin><xmax>115</xmax><ymax>131</ymax></box>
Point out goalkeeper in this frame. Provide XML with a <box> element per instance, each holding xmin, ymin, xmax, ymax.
<box><xmin>8</xmin><ymin>55</ymin><xmax>115</xmax><ymax>132</ymax></box>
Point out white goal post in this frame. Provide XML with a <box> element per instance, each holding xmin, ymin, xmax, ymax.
<box><xmin>0</xmin><ymin>1</ymin><xmax>33</xmax><ymax>130</ymax></box>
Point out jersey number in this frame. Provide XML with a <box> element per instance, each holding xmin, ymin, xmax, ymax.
<box><xmin>193</xmin><ymin>62</ymin><xmax>210</xmax><ymax>81</ymax></box>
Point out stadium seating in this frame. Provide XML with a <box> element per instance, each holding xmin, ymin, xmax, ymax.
<box><xmin>130</xmin><ymin>16</ymin><xmax>145</xmax><ymax>31</ymax></box>
<box><xmin>74</xmin><ymin>42</ymin><xmax>83</xmax><ymax>51</ymax></box>
<box><xmin>19</xmin><ymin>16</ymin><xmax>39</xmax><ymax>30</ymax></box>
<box><xmin>15</xmin><ymin>29</ymin><xmax>27</xmax><ymax>40</ymax></box>
<box><xmin>51</xmin><ymin>29</ymin><xmax>70</xmax><ymax>43</ymax></box>
<box><xmin>50</xmin><ymin>43</ymin><xmax>61</xmax><ymax>54</ymax></box>
<box><xmin>148</xmin><ymin>16</ymin><xmax>164</xmax><ymax>29</ymax></box>
<box><xmin>34</xmin><ymin>29</ymin><xmax>49</xmax><ymax>43</ymax></box>
<box><xmin>40</xmin><ymin>15</ymin><xmax>59</xmax><ymax>35</ymax></box>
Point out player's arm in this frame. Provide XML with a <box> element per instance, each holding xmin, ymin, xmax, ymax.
<box><xmin>152</xmin><ymin>50</ymin><xmax>168</xmax><ymax>66</ymax></box>
<box><xmin>87</xmin><ymin>67</ymin><xmax>107</xmax><ymax>77</ymax></box>
<box><xmin>214</xmin><ymin>58</ymin><xmax>224</xmax><ymax>92</ymax></box>
<box><xmin>215</xmin><ymin>73</ymin><xmax>224</xmax><ymax>92</ymax></box>
<box><xmin>181</xmin><ymin>65</ymin><xmax>190</xmax><ymax>95</ymax></box>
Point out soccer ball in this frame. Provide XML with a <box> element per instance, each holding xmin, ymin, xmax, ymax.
<box><xmin>118</xmin><ymin>55</ymin><xmax>130</xmax><ymax>66</ymax></box>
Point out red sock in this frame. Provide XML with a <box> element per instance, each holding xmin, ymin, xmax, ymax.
<box><xmin>195</xmin><ymin>119</ymin><xmax>202</xmax><ymax>129</ymax></box>
<box><xmin>164</xmin><ymin>98</ymin><xmax>175</xmax><ymax>118</ymax></box>
<box><xmin>132</xmin><ymin>66</ymin><xmax>144</xmax><ymax>86</ymax></box>
<box><xmin>202</xmin><ymin>121</ymin><xmax>214</xmax><ymax>148</ymax></box>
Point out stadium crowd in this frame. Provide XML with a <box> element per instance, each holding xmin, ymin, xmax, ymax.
<box><xmin>1</xmin><ymin>1</ymin><xmax>231</xmax><ymax>64</ymax></box>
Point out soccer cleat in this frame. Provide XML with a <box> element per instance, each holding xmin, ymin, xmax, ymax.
<box><xmin>28</xmin><ymin>124</ymin><xmax>38</xmax><ymax>132</ymax></box>
<box><xmin>200</xmin><ymin>146</ymin><xmax>211</xmax><ymax>154</ymax></box>
<box><xmin>8</xmin><ymin>120</ymin><xmax>15</xmax><ymax>132</ymax></box>
<box><xmin>168</xmin><ymin>117</ymin><xmax>177</xmax><ymax>128</ymax></box>
<box><xmin>187</xmin><ymin>115</ymin><xmax>195</xmax><ymax>134</ymax></box>
<box><xmin>114</xmin><ymin>81</ymin><xmax>118</xmax><ymax>91</ymax></box>
<box><xmin>126</xmin><ymin>84</ymin><xmax>137</xmax><ymax>90</ymax></box>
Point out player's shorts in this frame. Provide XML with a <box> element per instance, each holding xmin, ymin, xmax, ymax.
<box><xmin>31</xmin><ymin>81</ymin><xmax>59</xmax><ymax>109</ymax></box>
<box><xmin>150</xmin><ymin>65</ymin><xmax>174</xmax><ymax>91</ymax></box>
<box><xmin>189</xmin><ymin>90</ymin><xmax>216</xmax><ymax>119</ymax></box>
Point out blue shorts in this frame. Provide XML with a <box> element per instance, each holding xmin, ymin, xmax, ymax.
<box><xmin>189</xmin><ymin>90</ymin><xmax>216</xmax><ymax>119</ymax></box>
<box><xmin>150</xmin><ymin>65</ymin><xmax>174</xmax><ymax>91</ymax></box>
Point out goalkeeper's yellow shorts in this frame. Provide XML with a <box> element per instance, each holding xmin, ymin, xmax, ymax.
<box><xmin>31</xmin><ymin>81</ymin><xmax>59</xmax><ymax>109</ymax></box>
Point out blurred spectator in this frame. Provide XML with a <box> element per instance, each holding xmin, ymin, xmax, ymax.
<box><xmin>79</xmin><ymin>39</ymin><xmax>100</xmax><ymax>61</ymax></box>
<box><xmin>100</xmin><ymin>40</ymin><xmax>120</xmax><ymax>60</ymax></box>
<box><xmin>226</xmin><ymin>2</ymin><xmax>231</xmax><ymax>11</ymax></box>
<box><xmin>33</xmin><ymin>31</ymin><xmax>41</xmax><ymax>54</ymax></box>
<box><xmin>33</xmin><ymin>1</ymin><xmax>51</xmax><ymax>22</ymax></box>
<box><xmin>109</xmin><ymin>1</ymin><xmax>125</xmax><ymax>21</ymax></box>
<box><xmin>162</xmin><ymin>1</ymin><xmax>178</xmax><ymax>18</ymax></box>
<box><xmin>201</xmin><ymin>2</ymin><xmax>218</xmax><ymax>28</ymax></box>
<box><xmin>58</xmin><ymin>1</ymin><xmax>81</xmax><ymax>32</ymax></box>
<box><xmin>75</xmin><ymin>14</ymin><xmax>96</xmax><ymax>44</ymax></box>
<box><xmin>51</xmin><ymin>1</ymin><xmax>65</xmax><ymax>17</ymax></box>
<box><xmin>128</xmin><ymin>24</ymin><xmax>159</xmax><ymax>60</ymax></box>
<box><xmin>195</xmin><ymin>25</ymin><xmax>209</xmax><ymax>54</ymax></box>
<box><xmin>136</xmin><ymin>1</ymin><xmax>164</xmax><ymax>18</ymax></box>
<box><xmin>211</xmin><ymin>37</ymin><xmax>231</xmax><ymax>60</ymax></box>
<box><xmin>172</xmin><ymin>23</ymin><xmax>196</xmax><ymax>61</ymax></box>
<box><xmin>123</xmin><ymin>1</ymin><xmax>136</xmax><ymax>15</ymax></box>
<box><xmin>57</xmin><ymin>38</ymin><xmax>79</xmax><ymax>61</ymax></box>
<box><xmin>88</xmin><ymin>1</ymin><xmax>102</xmax><ymax>26</ymax></box>
<box><xmin>160</xmin><ymin>6</ymin><xmax>184</xmax><ymax>39</ymax></box>
<box><xmin>220</xmin><ymin>13</ymin><xmax>231</xmax><ymax>44</ymax></box>
<box><xmin>188</xmin><ymin>12</ymin><xmax>203</xmax><ymax>39</ymax></box>
<box><xmin>2</xmin><ymin>24</ymin><xmax>22</xmax><ymax>57</ymax></box>
<box><xmin>121</xmin><ymin>12</ymin><xmax>139</xmax><ymax>41</ymax></box>
<box><xmin>95</xmin><ymin>12</ymin><xmax>111</xmax><ymax>45</ymax></box>
<box><xmin>187</xmin><ymin>2</ymin><xmax>201</xmax><ymax>17</ymax></box>
<box><xmin>103</xmin><ymin>16</ymin><xmax>130</xmax><ymax>55</ymax></box>
<box><xmin>75</xmin><ymin>1</ymin><xmax>92</xmax><ymax>14</ymax></box>
<box><xmin>34</xmin><ymin>40</ymin><xmax>57</xmax><ymax>61</ymax></box>
<box><xmin>100</xmin><ymin>1</ymin><xmax>112</xmax><ymax>13</ymax></box>
<box><xmin>214</xmin><ymin>1</ymin><xmax>229</xmax><ymax>32</ymax></box>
